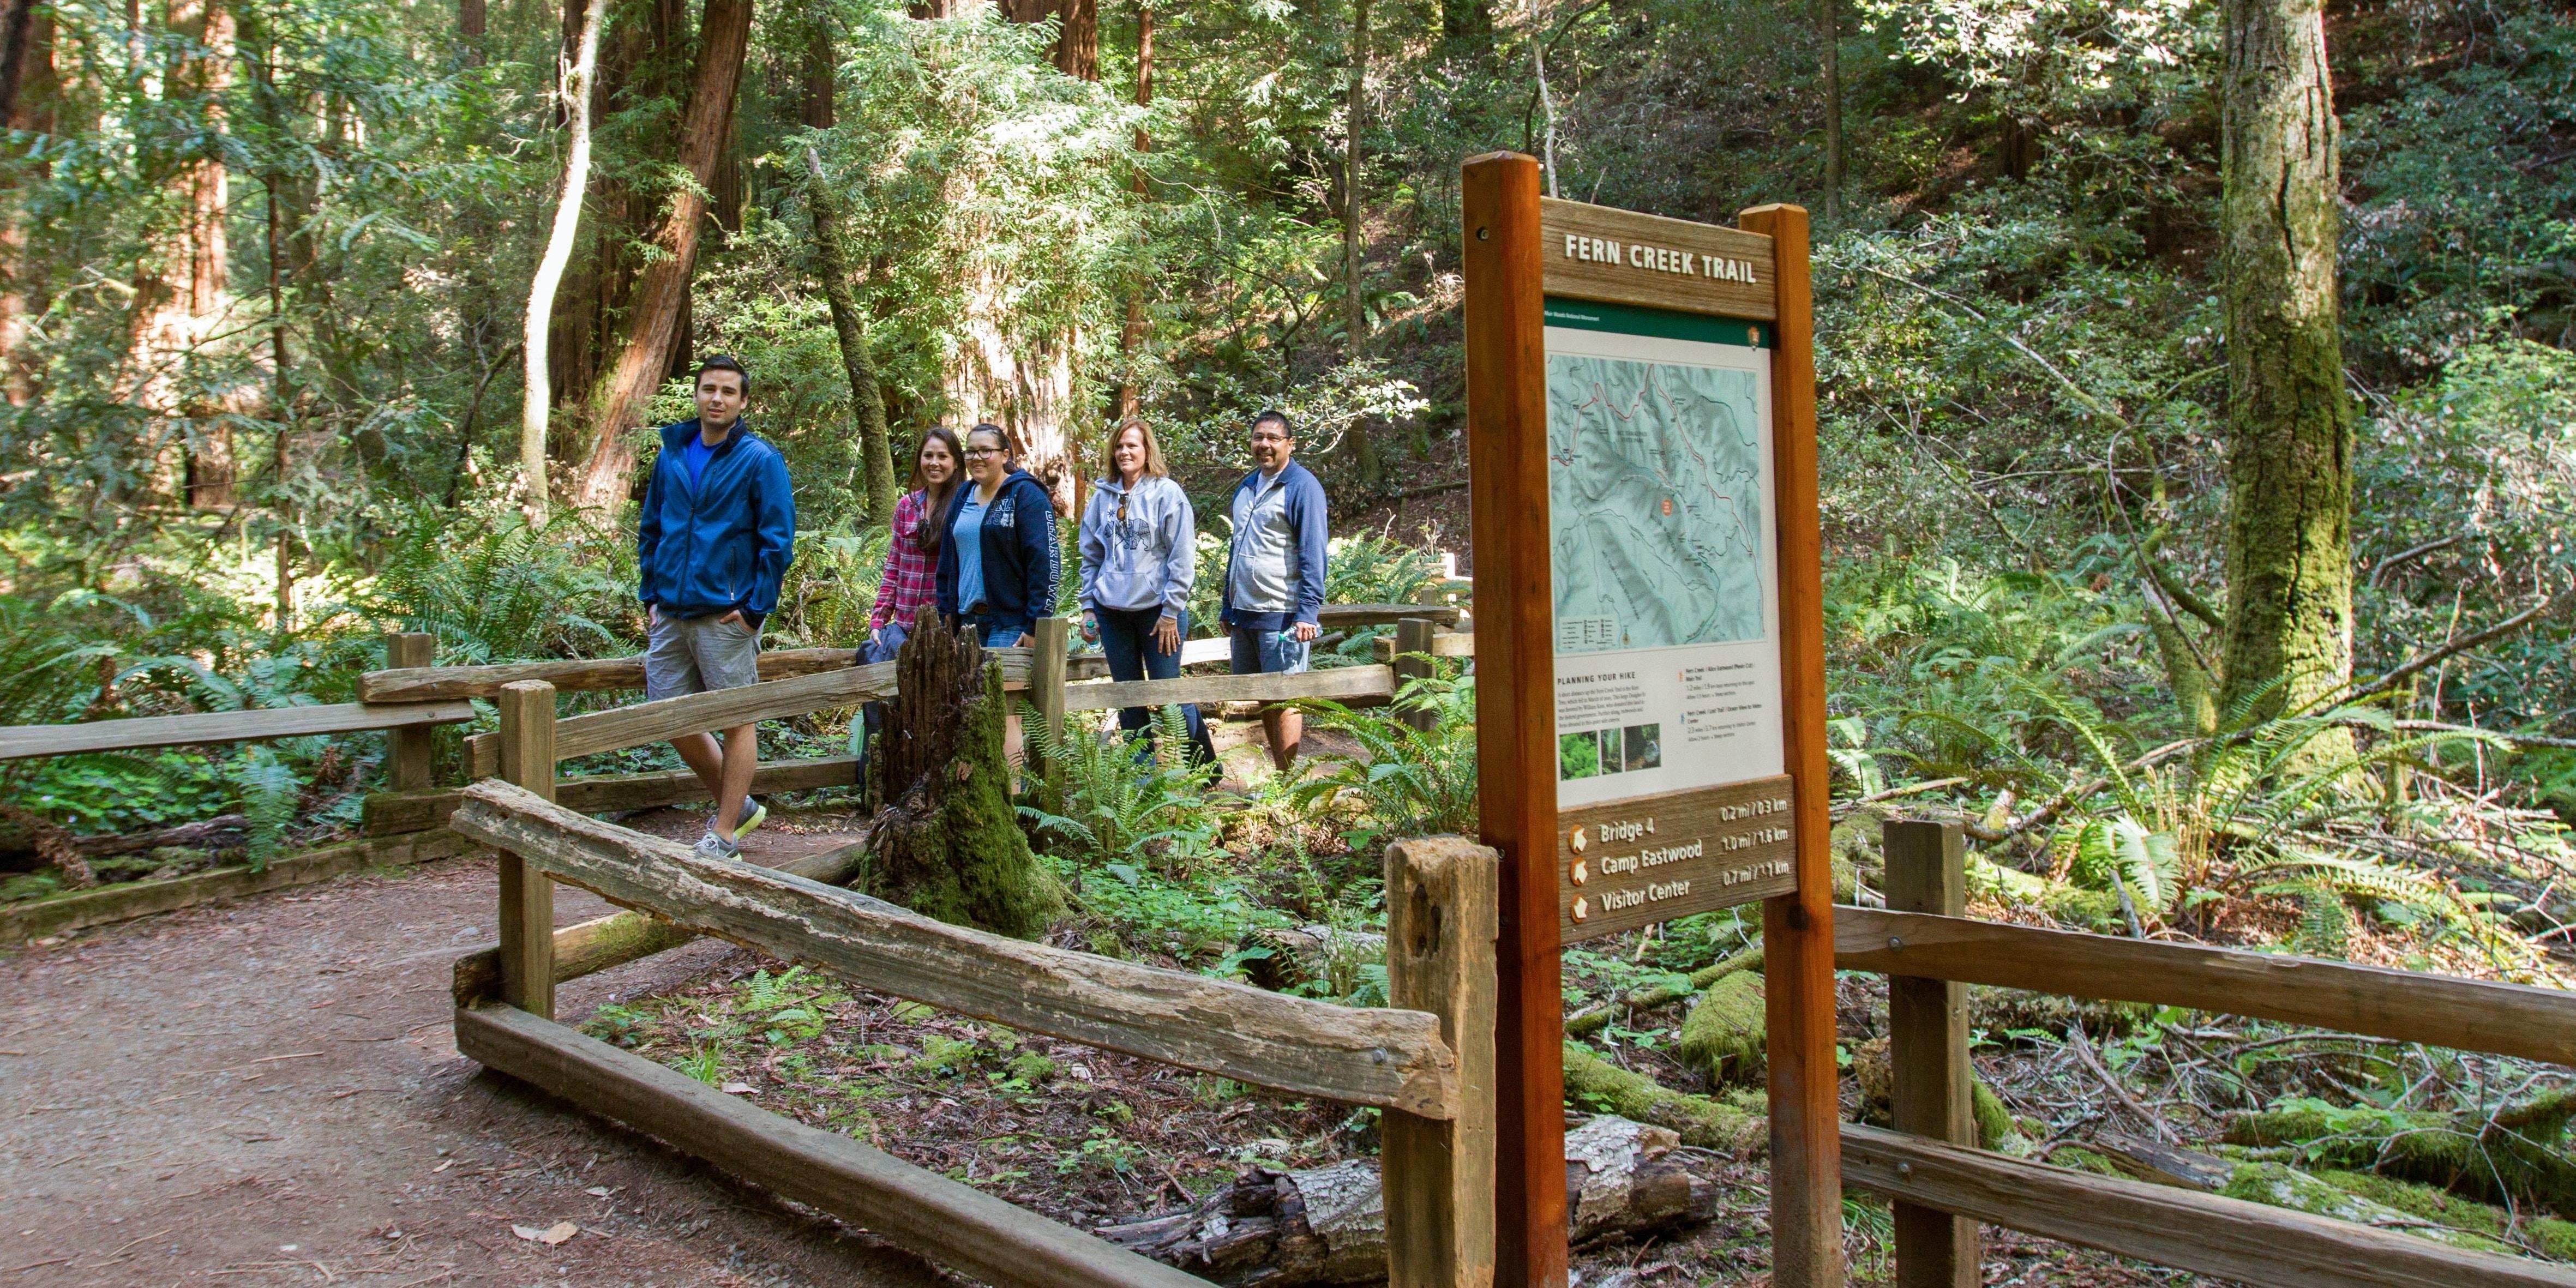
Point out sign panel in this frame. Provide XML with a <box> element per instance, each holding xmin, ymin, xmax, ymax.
<box><xmin>1548</xmin><ymin>299</ymin><xmax>1784</xmax><ymax>812</ymax></box>
<box><xmin>1558</xmin><ymin>774</ymin><xmax>1798</xmax><ymax>942</ymax></box>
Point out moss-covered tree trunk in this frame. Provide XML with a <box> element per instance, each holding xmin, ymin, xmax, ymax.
<box><xmin>867</xmin><ymin>612</ymin><xmax>1061</xmax><ymax>938</ymax></box>
<box><xmin>2217</xmin><ymin>0</ymin><xmax>2354</xmax><ymax>731</ymax></box>
<box><xmin>803</xmin><ymin>143</ymin><xmax>897</xmax><ymax>526</ymax></box>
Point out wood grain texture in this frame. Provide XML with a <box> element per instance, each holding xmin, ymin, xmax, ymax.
<box><xmin>446</xmin><ymin>779</ymin><xmax>1461</xmax><ymax>1117</ymax></box>
<box><xmin>0</xmin><ymin>698</ymin><xmax>475</xmax><ymax>761</ymax></box>
<box><xmin>363</xmin><ymin>755</ymin><xmax>860</xmax><ymax>836</ymax></box>
<box><xmin>452</xmin><ymin>839</ymin><xmax>871</xmax><ymax>1006</ymax></box>
<box><xmin>386</xmin><ymin>633</ymin><xmax>437</xmax><ymax>791</ymax></box>
<box><xmin>1841</xmin><ymin>1122</ymin><xmax>2576</xmax><ymax>1288</ymax></box>
<box><xmin>495</xmin><ymin>681</ymin><xmax>556</xmax><ymax>1020</ymax></box>
<box><xmin>1882</xmin><ymin>821</ymin><xmax>1977</xmax><ymax>1288</ymax></box>
<box><xmin>1540</xmin><ymin>197</ymin><xmax>1778</xmax><ymax>321</ymax></box>
<box><xmin>1461</xmin><ymin>150</ymin><xmax>1570</xmax><ymax>1288</ymax></box>
<box><xmin>1741</xmin><ymin>202</ymin><xmax>1844</xmax><ymax>1288</ymax></box>
<box><xmin>1557</xmin><ymin>777</ymin><xmax>1799</xmax><ymax>943</ymax></box>
<box><xmin>359</xmin><ymin>646</ymin><xmax>861</xmax><ymax>702</ymax></box>
<box><xmin>1060</xmin><ymin>664</ymin><xmax>1395</xmax><ymax>713</ymax></box>
<box><xmin>1834</xmin><ymin>907</ymin><xmax>2576</xmax><ymax>1066</ymax></box>
<box><xmin>455</xmin><ymin>1002</ymin><xmax>1218</xmax><ymax>1288</ymax></box>
<box><xmin>1031</xmin><ymin>618</ymin><xmax>1070</xmax><ymax>767</ymax></box>
<box><xmin>0</xmin><ymin>828</ymin><xmax>473</xmax><ymax>943</ymax></box>
<box><xmin>1382</xmin><ymin>837</ymin><xmax>1500</xmax><ymax>1288</ymax></box>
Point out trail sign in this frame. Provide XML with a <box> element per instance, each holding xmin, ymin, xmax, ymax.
<box><xmin>1463</xmin><ymin>155</ymin><xmax>1841</xmax><ymax>1288</ymax></box>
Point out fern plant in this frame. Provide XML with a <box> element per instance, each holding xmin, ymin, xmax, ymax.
<box><xmin>1288</xmin><ymin>667</ymin><xmax>1479</xmax><ymax>855</ymax></box>
<box><xmin>1017</xmin><ymin>708</ymin><xmax>1223</xmax><ymax>874</ymax></box>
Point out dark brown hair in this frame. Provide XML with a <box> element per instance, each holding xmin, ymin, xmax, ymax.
<box><xmin>908</xmin><ymin>426</ymin><xmax>966</xmax><ymax>556</ymax></box>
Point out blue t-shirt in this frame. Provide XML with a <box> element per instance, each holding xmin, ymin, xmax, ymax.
<box><xmin>952</xmin><ymin>492</ymin><xmax>989</xmax><ymax>612</ymax></box>
<box><xmin>678</xmin><ymin>433</ymin><xmax>715</xmax><ymax>488</ymax></box>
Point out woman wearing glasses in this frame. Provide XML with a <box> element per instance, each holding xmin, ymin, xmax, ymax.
<box><xmin>934</xmin><ymin>423</ymin><xmax>1060</xmax><ymax>649</ymax></box>
<box><xmin>1078</xmin><ymin>418</ymin><xmax>1217</xmax><ymax>766</ymax></box>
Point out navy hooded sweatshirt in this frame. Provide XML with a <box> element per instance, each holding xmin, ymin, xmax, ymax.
<box><xmin>934</xmin><ymin>466</ymin><xmax>1060</xmax><ymax>640</ymax></box>
<box><xmin>637</xmin><ymin>418</ymin><xmax>796</xmax><ymax>628</ymax></box>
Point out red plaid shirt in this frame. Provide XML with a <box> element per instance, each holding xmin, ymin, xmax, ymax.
<box><xmin>871</xmin><ymin>490</ymin><xmax>939</xmax><ymax>631</ymax></box>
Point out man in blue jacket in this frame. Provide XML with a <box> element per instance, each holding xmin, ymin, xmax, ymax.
<box><xmin>636</xmin><ymin>355</ymin><xmax>796</xmax><ymax>860</ymax></box>
<box><xmin>1222</xmin><ymin>409</ymin><xmax>1327</xmax><ymax>771</ymax></box>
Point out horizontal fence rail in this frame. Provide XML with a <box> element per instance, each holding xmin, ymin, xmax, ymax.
<box><xmin>1062</xmin><ymin>663</ymin><xmax>1398</xmax><ymax>713</ymax></box>
<box><xmin>446</xmin><ymin>779</ymin><xmax>1461</xmax><ymax>1118</ymax></box>
<box><xmin>362</xmin><ymin>645</ymin><xmax>1118</xmax><ymax>703</ymax></box>
<box><xmin>1840</xmin><ymin>1122</ymin><xmax>2576</xmax><ymax>1288</ymax></box>
<box><xmin>0</xmin><ymin>699</ymin><xmax>475</xmax><ymax>761</ymax></box>
<box><xmin>1834</xmin><ymin>906</ymin><xmax>2576</xmax><ymax>1067</ymax></box>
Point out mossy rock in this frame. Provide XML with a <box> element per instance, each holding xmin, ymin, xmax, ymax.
<box><xmin>1677</xmin><ymin>970</ymin><xmax>1766</xmax><ymax>1084</ymax></box>
<box><xmin>2317</xmin><ymin>1169</ymin><xmax>2576</xmax><ymax>1261</ymax></box>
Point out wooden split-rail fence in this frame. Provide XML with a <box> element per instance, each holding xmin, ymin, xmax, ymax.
<box><xmin>1841</xmin><ymin>818</ymin><xmax>2576</xmax><ymax>1288</ymax></box>
<box><xmin>0</xmin><ymin>603</ymin><xmax>1471</xmax><ymax>941</ymax></box>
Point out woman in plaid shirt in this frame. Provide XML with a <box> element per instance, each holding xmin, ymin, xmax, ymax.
<box><xmin>869</xmin><ymin>426</ymin><xmax>965</xmax><ymax>653</ymax></box>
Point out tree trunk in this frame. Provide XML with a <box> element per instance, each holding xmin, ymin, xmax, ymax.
<box><xmin>151</xmin><ymin>0</ymin><xmax>233</xmax><ymax>509</ymax></box>
<box><xmin>1113</xmin><ymin>1</ymin><xmax>1150</xmax><ymax>420</ymax></box>
<box><xmin>865</xmin><ymin>613</ymin><xmax>1064</xmax><ymax>938</ymax></box>
<box><xmin>1053</xmin><ymin>0</ymin><xmax>1097</xmax><ymax>79</ymax></box>
<box><xmin>458</xmin><ymin>0</ymin><xmax>484</xmax><ymax>58</ymax></box>
<box><xmin>566</xmin><ymin>0</ymin><xmax>752</xmax><ymax>516</ymax></box>
<box><xmin>1439</xmin><ymin>0</ymin><xmax>1490</xmax><ymax>46</ymax></box>
<box><xmin>1818</xmin><ymin>0</ymin><xmax>1842</xmax><ymax>224</ymax></box>
<box><xmin>2216</xmin><ymin>0</ymin><xmax>2353</xmax><ymax>729</ymax></box>
<box><xmin>800</xmin><ymin>15</ymin><xmax>833</xmax><ymax>129</ymax></box>
<box><xmin>520</xmin><ymin>0</ymin><xmax>610</xmax><ymax>523</ymax></box>
<box><xmin>805</xmin><ymin>147</ymin><xmax>898</xmax><ymax>523</ymax></box>
<box><xmin>0</xmin><ymin>0</ymin><xmax>52</xmax><ymax>400</ymax></box>
<box><xmin>1341</xmin><ymin>0</ymin><xmax>1378</xmax><ymax>487</ymax></box>
<box><xmin>1095</xmin><ymin>1116</ymin><xmax>1715</xmax><ymax>1284</ymax></box>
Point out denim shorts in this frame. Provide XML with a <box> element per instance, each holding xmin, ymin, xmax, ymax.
<box><xmin>644</xmin><ymin>610</ymin><xmax>761</xmax><ymax>701</ymax></box>
<box><xmin>1228</xmin><ymin>625</ymin><xmax>1311</xmax><ymax>675</ymax></box>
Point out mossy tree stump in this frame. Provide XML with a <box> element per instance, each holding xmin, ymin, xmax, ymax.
<box><xmin>866</xmin><ymin>613</ymin><xmax>1061</xmax><ymax>938</ymax></box>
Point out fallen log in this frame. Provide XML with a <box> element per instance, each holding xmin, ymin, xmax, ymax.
<box><xmin>1095</xmin><ymin>1115</ymin><xmax>1714</xmax><ymax>1285</ymax></box>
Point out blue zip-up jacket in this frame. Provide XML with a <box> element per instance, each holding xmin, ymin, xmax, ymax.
<box><xmin>934</xmin><ymin>466</ymin><xmax>1060</xmax><ymax>640</ymax></box>
<box><xmin>636</xmin><ymin>418</ymin><xmax>796</xmax><ymax>628</ymax></box>
<box><xmin>1221</xmin><ymin>460</ymin><xmax>1328</xmax><ymax>631</ymax></box>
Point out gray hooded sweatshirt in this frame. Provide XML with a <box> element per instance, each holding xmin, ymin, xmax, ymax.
<box><xmin>1078</xmin><ymin>474</ymin><xmax>1197</xmax><ymax>618</ymax></box>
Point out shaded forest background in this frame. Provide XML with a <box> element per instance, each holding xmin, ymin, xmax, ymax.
<box><xmin>3</xmin><ymin>0</ymin><xmax>2574</xmax><ymax>952</ymax></box>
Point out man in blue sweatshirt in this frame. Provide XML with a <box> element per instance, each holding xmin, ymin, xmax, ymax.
<box><xmin>1222</xmin><ymin>408</ymin><xmax>1328</xmax><ymax>770</ymax></box>
<box><xmin>636</xmin><ymin>355</ymin><xmax>796</xmax><ymax>860</ymax></box>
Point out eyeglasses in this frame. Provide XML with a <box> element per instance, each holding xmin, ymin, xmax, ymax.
<box><xmin>964</xmin><ymin>447</ymin><xmax>1002</xmax><ymax>458</ymax></box>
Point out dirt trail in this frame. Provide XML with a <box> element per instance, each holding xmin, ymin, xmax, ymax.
<box><xmin>0</xmin><ymin>813</ymin><xmax>956</xmax><ymax>1288</ymax></box>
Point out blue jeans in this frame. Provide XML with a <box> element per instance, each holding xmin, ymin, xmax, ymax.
<box><xmin>958</xmin><ymin>613</ymin><xmax>1026</xmax><ymax>649</ymax></box>
<box><xmin>1229</xmin><ymin>624</ymin><xmax>1312</xmax><ymax>675</ymax></box>
<box><xmin>1096</xmin><ymin>606</ymin><xmax>1216</xmax><ymax>767</ymax></box>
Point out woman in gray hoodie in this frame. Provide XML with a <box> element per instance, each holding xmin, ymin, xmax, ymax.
<box><xmin>1079</xmin><ymin>418</ymin><xmax>1218</xmax><ymax>767</ymax></box>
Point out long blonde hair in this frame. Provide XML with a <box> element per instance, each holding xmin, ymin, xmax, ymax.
<box><xmin>1101</xmin><ymin>417</ymin><xmax>1170</xmax><ymax>482</ymax></box>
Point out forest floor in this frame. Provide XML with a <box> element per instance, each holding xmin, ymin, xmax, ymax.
<box><xmin>0</xmin><ymin>713</ymin><xmax>2224</xmax><ymax>1288</ymax></box>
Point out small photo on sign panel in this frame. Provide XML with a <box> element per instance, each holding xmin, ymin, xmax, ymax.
<box><xmin>1623</xmin><ymin>724</ymin><xmax>1662</xmax><ymax>772</ymax></box>
<box><xmin>1596</xmin><ymin>729</ymin><xmax>1625</xmax><ymax>773</ymax></box>
<box><xmin>1559</xmin><ymin>731</ymin><xmax>1600</xmax><ymax>780</ymax></box>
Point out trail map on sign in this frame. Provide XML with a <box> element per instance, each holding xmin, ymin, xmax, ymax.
<box><xmin>1547</xmin><ymin>355</ymin><xmax>1766</xmax><ymax>653</ymax></box>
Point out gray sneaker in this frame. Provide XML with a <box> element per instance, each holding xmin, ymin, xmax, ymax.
<box><xmin>734</xmin><ymin>799</ymin><xmax>768</xmax><ymax>840</ymax></box>
<box><xmin>692</xmin><ymin>829</ymin><xmax>741</xmax><ymax>862</ymax></box>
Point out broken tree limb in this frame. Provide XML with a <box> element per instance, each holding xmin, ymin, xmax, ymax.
<box><xmin>1561</xmin><ymin>1042</ymin><xmax>1765</xmax><ymax>1154</ymax></box>
<box><xmin>1096</xmin><ymin>1115</ymin><xmax>1713</xmax><ymax>1285</ymax></box>
<box><xmin>1565</xmin><ymin>938</ymin><xmax>1764</xmax><ymax>1038</ymax></box>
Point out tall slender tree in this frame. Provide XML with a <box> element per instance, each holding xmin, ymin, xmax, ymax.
<box><xmin>2216</xmin><ymin>0</ymin><xmax>2354</xmax><ymax>727</ymax></box>
<box><xmin>1818</xmin><ymin>0</ymin><xmax>1842</xmax><ymax>223</ymax></box>
<box><xmin>0</xmin><ymin>0</ymin><xmax>53</xmax><ymax>400</ymax></box>
<box><xmin>1113</xmin><ymin>0</ymin><xmax>1150</xmax><ymax>419</ymax></box>
<box><xmin>1341</xmin><ymin>0</ymin><xmax>1377</xmax><ymax>487</ymax></box>
<box><xmin>804</xmin><ymin>142</ymin><xmax>897</xmax><ymax>522</ymax></box>
<box><xmin>520</xmin><ymin>0</ymin><xmax>609</xmax><ymax>522</ymax></box>
<box><xmin>567</xmin><ymin>0</ymin><xmax>752</xmax><ymax>515</ymax></box>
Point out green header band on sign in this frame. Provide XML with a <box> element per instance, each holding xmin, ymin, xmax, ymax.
<box><xmin>1543</xmin><ymin>296</ymin><xmax>1775</xmax><ymax>348</ymax></box>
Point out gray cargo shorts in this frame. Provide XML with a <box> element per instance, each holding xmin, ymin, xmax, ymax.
<box><xmin>644</xmin><ymin>609</ymin><xmax>762</xmax><ymax>701</ymax></box>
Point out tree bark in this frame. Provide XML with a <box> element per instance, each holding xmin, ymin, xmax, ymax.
<box><xmin>566</xmin><ymin>0</ymin><xmax>752</xmax><ymax>516</ymax></box>
<box><xmin>520</xmin><ymin>0</ymin><xmax>610</xmax><ymax>523</ymax></box>
<box><xmin>1113</xmin><ymin>1</ymin><xmax>1150</xmax><ymax>420</ymax></box>
<box><xmin>1053</xmin><ymin>0</ymin><xmax>1097</xmax><ymax>79</ymax></box>
<box><xmin>806</xmin><ymin>147</ymin><xmax>898</xmax><ymax>523</ymax></box>
<box><xmin>153</xmin><ymin>0</ymin><xmax>232</xmax><ymax>509</ymax></box>
<box><xmin>2216</xmin><ymin>0</ymin><xmax>2354</xmax><ymax>729</ymax></box>
<box><xmin>0</xmin><ymin>0</ymin><xmax>52</xmax><ymax>400</ymax></box>
<box><xmin>800</xmin><ymin>15</ymin><xmax>833</xmax><ymax>129</ymax></box>
<box><xmin>865</xmin><ymin>613</ymin><xmax>1064</xmax><ymax>938</ymax></box>
<box><xmin>1440</xmin><ymin>0</ymin><xmax>1490</xmax><ymax>46</ymax></box>
<box><xmin>1341</xmin><ymin>0</ymin><xmax>1378</xmax><ymax>487</ymax></box>
<box><xmin>458</xmin><ymin>0</ymin><xmax>485</xmax><ymax>58</ymax></box>
<box><xmin>1818</xmin><ymin>0</ymin><xmax>1842</xmax><ymax>223</ymax></box>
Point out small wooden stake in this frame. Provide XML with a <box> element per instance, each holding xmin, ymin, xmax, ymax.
<box><xmin>1884</xmin><ymin>819</ymin><xmax>1978</xmax><ymax>1288</ymax></box>
<box><xmin>386</xmin><ymin>633</ymin><xmax>437</xmax><ymax>790</ymax></box>
<box><xmin>496</xmin><ymin>679</ymin><xmax>557</xmax><ymax>1019</ymax></box>
<box><xmin>1031</xmin><ymin>617</ymin><xmax>1069</xmax><ymax>768</ymax></box>
<box><xmin>1383</xmin><ymin>836</ymin><xmax>1499</xmax><ymax>1287</ymax></box>
<box><xmin>1394</xmin><ymin>617</ymin><xmax>1438</xmax><ymax>733</ymax></box>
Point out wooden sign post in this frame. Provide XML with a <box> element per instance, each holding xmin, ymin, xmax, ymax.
<box><xmin>1461</xmin><ymin>152</ymin><xmax>1841</xmax><ymax>1287</ymax></box>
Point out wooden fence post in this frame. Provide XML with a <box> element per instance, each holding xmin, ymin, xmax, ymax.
<box><xmin>1394</xmin><ymin>617</ymin><xmax>1437</xmax><ymax>732</ymax></box>
<box><xmin>1883</xmin><ymin>818</ymin><xmax>1977</xmax><ymax>1288</ymax></box>
<box><xmin>1031</xmin><ymin>617</ymin><xmax>1070</xmax><ymax>768</ymax></box>
<box><xmin>387</xmin><ymin>632</ymin><xmax>436</xmax><ymax>790</ymax></box>
<box><xmin>496</xmin><ymin>680</ymin><xmax>557</xmax><ymax>1019</ymax></box>
<box><xmin>1383</xmin><ymin>836</ymin><xmax>1499</xmax><ymax>1287</ymax></box>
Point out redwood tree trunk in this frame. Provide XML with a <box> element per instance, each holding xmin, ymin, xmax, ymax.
<box><xmin>1341</xmin><ymin>0</ymin><xmax>1378</xmax><ymax>487</ymax></box>
<box><xmin>1113</xmin><ymin>1</ymin><xmax>1150</xmax><ymax>419</ymax></box>
<box><xmin>2216</xmin><ymin>0</ymin><xmax>2353</xmax><ymax>726</ymax></box>
<box><xmin>1819</xmin><ymin>0</ymin><xmax>1842</xmax><ymax>223</ymax></box>
<box><xmin>0</xmin><ymin>0</ymin><xmax>53</xmax><ymax>400</ymax></box>
<box><xmin>806</xmin><ymin>146</ymin><xmax>897</xmax><ymax>523</ymax></box>
<box><xmin>567</xmin><ymin>0</ymin><xmax>752</xmax><ymax>515</ymax></box>
<box><xmin>1052</xmin><ymin>0</ymin><xmax>1096</xmax><ymax>80</ymax></box>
